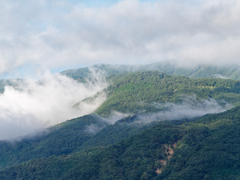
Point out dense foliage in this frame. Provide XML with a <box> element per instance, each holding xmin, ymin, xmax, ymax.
<box><xmin>0</xmin><ymin>120</ymin><xmax>187</xmax><ymax>180</ymax></box>
<box><xmin>0</xmin><ymin>115</ymin><xmax>106</xmax><ymax>169</ymax></box>
<box><xmin>1</xmin><ymin>70</ymin><xmax>240</xmax><ymax>179</ymax></box>
<box><xmin>159</xmin><ymin>106</ymin><xmax>240</xmax><ymax>180</ymax></box>
<box><xmin>1</xmin><ymin>107</ymin><xmax>240</xmax><ymax>179</ymax></box>
<box><xmin>96</xmin><ymin>71</ymin><xmax>240</xmax><ymax>115</ymax></box>
<box><xmin>0</xmin><ymin>114</ymin><xmax>161</xmax><ymax>171</ymax></box>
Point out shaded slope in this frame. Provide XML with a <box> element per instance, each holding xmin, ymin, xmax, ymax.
<box><xmin>0</xmin><ymin>120</ymin><xmax>186</xmax><ymax>180</ymax></box>
<box><xmin>158</xmin><ymin>106</ymin><xmax>240</xmax><ymax>180</ymax></box>
<box><xmin>78</xmin><ymin>115</ymin><xmax>163</xmax><ymax>151</ymax></box>
<box><xmin>1</xmin><ymin>107</ymin><xmax>240</xmax><ymax>179</ymax></box>
<box><xmin>0</xmin><ymin>114</ymin><xmax>107</xmax><ymax>170</ymax></box>
<box><xmin>0</xmin><ymin>114</ymin><xmax>162</xmax><ymax>170</ymax></box>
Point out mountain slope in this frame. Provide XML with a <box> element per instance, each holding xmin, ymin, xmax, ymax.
<box><xmin>0</xmin><ymin>114</ymin><xmax>162</xmax><ymax>170</ymax></box>
<box><xmin>0</xmin><ymin>114</ymin><xmax>107</xmax><ymax>169</ymax></box>
<box><xmin>1</xmin><ymin>70</ymin><xmax>240</xmax><ymax>179</ymax></box>
<box><xmin>159</xmin><ymin>106</ymin><xmax>240</xmax><ymax>180</ymax></box>
<box><xmin>1</xmin><ymin>71</ymin><xmax>240</xmax><ymax>170</ymax></box>
<box><xmin>1</xmin><ymin>106</ymin><xmax>240</xmax><ymax>179</ymax></box>
<box><xmin>0</xmin><ymin>119</ymin><xmax>186</xmax><ymax>180</ymax></box>
<box><xmin>96</xmin><ymin>71</ymin><xmax>240</xmax><ymax>115</ymax></box>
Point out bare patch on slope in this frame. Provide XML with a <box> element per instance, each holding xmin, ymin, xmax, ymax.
<box><xmin>156</xmin><ymin>143</ymin><xmax>176</xmax><ymax>175</ymax></box>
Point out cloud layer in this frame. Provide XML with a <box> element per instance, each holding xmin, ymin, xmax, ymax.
<box><xmin>0</xmin><ymin>70</ymin><xmax>107</xmax><ymax>140</ymax></box>
<box><xmin>1</xmin><ymin>0</ymin><xmax>240</xmax><ymax>77</ymax></box>
<box><xmin>138</xmin><ymin>95</ymin><xmax>233</xmax><ymax>122</ymax></box>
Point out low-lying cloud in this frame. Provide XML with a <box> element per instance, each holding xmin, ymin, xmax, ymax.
<box><xmin>0</xmin><ymin>69</ymin><xmax>108</xmax><ymax>140</ymax></box>
<box><xmin>137</xmin><ymin>95</ymin><xmax>233</xmax><ymax>122</ymax></box>
<box><xmin>84</xmin><ymin>111</ymin><xmax>130</xmax><ymax>134</ymax></box>
<box><xmin>97</xmin><ymin>111</ymin><xmax>131</xmax><ymax>125</ymax></box>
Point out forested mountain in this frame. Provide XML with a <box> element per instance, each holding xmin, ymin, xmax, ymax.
<box><xmin>96</xmin><ymin>71</ymin><xmax>240</xmax><ymax>116</ymax></box>
<box><xmin>61</xmin><ymin>61</ymin><xmax>240</xmax><ymax>80</ymax></box>
<box><xmin>1</xmin><ymin>106</ymin><xmax>240</xmax><ymax>180</ymax></box>
<box><xmin>1</xmin><ymin>69</ymin><xmax>240</xmax><ymax>179</ymax></box>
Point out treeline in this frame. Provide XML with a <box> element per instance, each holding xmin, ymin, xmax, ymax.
<box><xmin>61</xmin><ymin>62</ymin><xmax>240</xmax><ymax>80</ymax></box>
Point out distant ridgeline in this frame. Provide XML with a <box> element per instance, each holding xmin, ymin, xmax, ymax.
<box><xmin>1</xmin><ymin>69</ymin><xmax>240</xmax><ymax>179</ymax></box>
<box><xmin>61</xmin><ymin>61</ymin><xmax>240</xmax><ymax>80</ymax></box>
<box><xmin>0</xmin><ymin>79</ymin><xmax>23</xmax><ymax>93</ymax></box>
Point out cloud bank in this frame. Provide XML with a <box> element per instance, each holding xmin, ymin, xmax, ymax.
<box><xmin>137</xmin><ymin>95</ymin><xmax>233</xmax><ymax>122</ymax></box>
<box><xmin>1</xmin><ymin>0</ymin><xmax>240</xmax><ymax>77</ymax></box>
<box><xmin>0</xmin><ymin>70</ymin><xmax>108</xmax><ymax>140</ymax></box>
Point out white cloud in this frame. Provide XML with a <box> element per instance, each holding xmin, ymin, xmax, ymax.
<box><xmin>0</xmin><ymin>69</ymin><xmax>108</xmax><ymax>140</ymax></box>
<box><xmin>0</xmin><ymin>0</ymin><xmax>240</xmax><ymax>76</ymax></box>
<box><xmin>137</xmin><ymin>95</ymin><xmax>233</xmax><ymax>123</ymax></box>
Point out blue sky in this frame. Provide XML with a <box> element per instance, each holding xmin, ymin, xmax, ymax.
<box><xmin>0</xmin><ymin>0</ymin><xmax>239</xmax><ymax>79</ymax></box>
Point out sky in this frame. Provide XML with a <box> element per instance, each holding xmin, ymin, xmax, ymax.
<box><xmin>1</xmin><ymin>0</ymin><xmax>240</xmax><ymax>78</ymax></box>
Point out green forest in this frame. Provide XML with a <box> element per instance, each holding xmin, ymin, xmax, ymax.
<box><xmin>1</xmin><ymin>68</ymin><xmax>240</xmax><ymax>179</ymax></box>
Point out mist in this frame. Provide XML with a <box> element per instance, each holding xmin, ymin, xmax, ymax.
<box><xmin>84</xmin><ymin>111</ymin><xmax>130</xmax><ymax>134</ymax></box>
<box><xmin>0</xmin><ymin>69</ymin><xmax>108</xmax><ymax>140</ymax></box>
<box><xmin>97</xmin><ymin>111</ymin><xmax>131</xmax><ymax>125</ymax></box>
<box><xmin>137</xmin><ymin>96</ymin><xmax>233</xmax><ymax>123</ymax></box>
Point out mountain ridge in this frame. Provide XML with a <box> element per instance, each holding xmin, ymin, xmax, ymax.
<box><xmin>61</xmin><ymin>61</ymin><xmax>240</xmax><ymax>80</ymax></box>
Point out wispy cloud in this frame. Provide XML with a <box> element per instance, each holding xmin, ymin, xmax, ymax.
<box><xmin>84</xmin><ymin>111</ymin><xmax>130</xmax><ymax>134</ymax></box>
<box><xmin>137</xmin><ymin>95</ymin><xmax>233</xmax><ymax>122</ymax></box>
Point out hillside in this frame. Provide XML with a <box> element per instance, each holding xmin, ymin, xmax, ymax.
<box><xmin>0</xmin><ymin>113</ymin><xmax>160</xmax><ymax>170</ymax></box>
<box><xmin>1</xmin><ymin>106</ymin><xmax>240</xmax><ymax>179</ymax></box>
<box><xmin>0</xmin><ymin>70</ymin><xmax>240</xmax><ymax>179</ymax></box>
<box><xmin>0</xmin><ymin>115</ymin><xmax>107</xmax><ymax>169</ymax></box>
<box><xmin>96</xmin><ymin>71</ymin><xmax>240</xmax><ymax>115</ymax></box>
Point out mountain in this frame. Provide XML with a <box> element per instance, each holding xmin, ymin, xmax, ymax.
<box><xmin>0</xmin><ymin>70</ymin><xmax>240</xmax><ymax>179</ymax></box>
<box><xmin>61</xmin><ymin>61</ymin><xmax>240</xmax><ymax>80</ymax></box>
<box><xmin>96</xmin><ymin>71</ymin><xmax>240</xmax><ymax>115</ymax></box>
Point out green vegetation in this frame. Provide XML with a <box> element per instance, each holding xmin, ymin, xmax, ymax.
<box><xmin>0</xmin><ymin>119</ymin><xmax>187</xmax><ymax>180</ymax></box>
<box><xmin>1</xmin><ymin>70</ymin><xmax>240</xmax><ymax>179</ymax></box>
<box><xmin>0</xmin><ymin>114</ymin><xmax>161</xmax><ymax>171</ymax></box>
<box><xmin>96</xmin><ymin>71</ymin><xmax>240</xmax><ymax>116</ymax></box>
<box><xmin>0</xmin><ymin>115</ymin><xmax>107</xmax><ymax>169</ymax></box>
<box><xmin>159</xmin><ymin>106</ymin><xmax>240</xmax><ymax>180</ymax></box>
<box><xmin>1</xmin><ymin>106</ymin><xmax>240</xmax><ymax>179</ymax></box>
